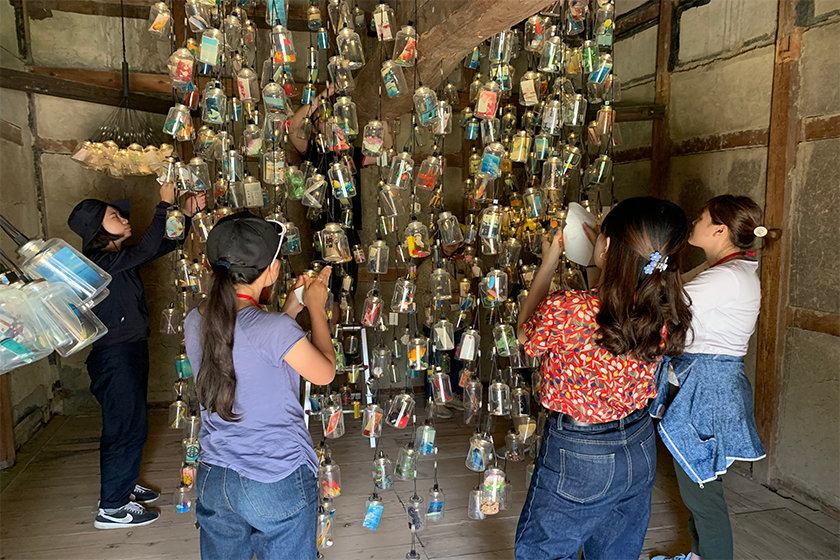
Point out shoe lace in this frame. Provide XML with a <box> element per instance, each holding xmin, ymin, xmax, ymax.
<box><xmin>122</xmin><ymin>501</ymin><xmax>147</xmax><ymax>515</ymax></box>
<box><xmin>134</xmin><ymin>484</ymin><xmax>151</xmax><ymax>493</ymax></box>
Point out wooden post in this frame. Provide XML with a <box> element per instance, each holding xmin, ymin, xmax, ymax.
<box><xmin>752</xmin><ymin>0</ymin><xmax>803</xmax><ymax>485</ymax></box>
<box><xmin>650</xmin><ymin>0</ymin><xmax>673</xmax><ymax>198</ymax></box>
<box><xmin>0</xmin><ymin>374</ymin><xmax>16</xmax><ymax>467</ymax></box>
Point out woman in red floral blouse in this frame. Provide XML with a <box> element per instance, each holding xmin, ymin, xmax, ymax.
<box><xmin>514</xmin><ymin>197</ymin><xmax>692</xmax><ymax>560</ymax></box>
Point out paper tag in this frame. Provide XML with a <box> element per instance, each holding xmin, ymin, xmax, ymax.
<box><xmin>295</xmin><ymin>285</ymin><xmax>305</xmax><ymax>305</ymax></box>
<box><xmin>520</xmin><ymin>79</ymin><xmax>538</xmax><ymax>105</ymax></box>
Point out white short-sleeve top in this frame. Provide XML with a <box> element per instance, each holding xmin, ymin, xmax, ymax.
<box><xmin>684</xmin><ymin>259</ymin><xmax>761</xmax><ymax>356</ymax></box>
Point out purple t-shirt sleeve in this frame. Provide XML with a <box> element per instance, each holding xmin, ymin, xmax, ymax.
<box><xmin>244</xmin><ymin>311</ymin><xmax>307</xmax><ymax>368</ymax></box>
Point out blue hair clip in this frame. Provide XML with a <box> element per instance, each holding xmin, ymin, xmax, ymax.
<box><xmin>216</xmin><ymin>260</ymin><xmax>231</xmax><ymax>269</ymax></box>
<box><xmin>644</xmin><ymin>252</ymin><xmax>669</xmax><ymax>275</ymax></box>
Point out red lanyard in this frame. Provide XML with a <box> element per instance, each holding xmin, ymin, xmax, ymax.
<box><xmin>712</xmin><ymin>251</ymin><xmax>755</xmax><ymax>268</ymax></box>
<box><xmin>236</xmin><ymin>294</ymin><xmax>260</xmax><ymax>307</ymax></box>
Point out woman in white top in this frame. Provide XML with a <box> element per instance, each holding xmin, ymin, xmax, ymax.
<box><xmin>652</xmin><ymin>195</ymin><xmax>767</xmax><ymax>560</ymax></box>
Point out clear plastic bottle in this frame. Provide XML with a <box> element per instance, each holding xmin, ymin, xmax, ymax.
<box><xmin>430</xmin><ymin>368</ymin><xmax>453</xmax><ymax>402</ymax></box>
<box><xmin>538</xmin><ymin>35</ymin><xmax>564</xmax><ymax>73</ymax></box>
<box><xmin>414</xmin><ymin>420</ymin><xmax>437</xmax><ymax>455</ymax></box>
<box><xmin>465</xmin><ymin>431</ymin><xmax>494</xmax><ymax>472</ymax></box>
<box><xmin>390</xmin><ymin>277</ymin><xmax>415</xmax><ymax>313</ymax></box>
<box><xmin>388</xmin><ymin>151</ymin><xmax>414</xmax><ymax>189</ymax></box>
<box><xmin>334</xmin><ymin>96</ymin><xmax>359</xmax><ymax>138</ymax></box>
<box><xmin>0</xmin><ymin>285</ymin><xmax>53</xmax><ymax>374</ymax></box>
<box><xmin>489</xmin><ymin>30</ymin><xmax>514</xmax><ymax>64</ymax></box>
<box><xmin>167</xmin><ymin>47</ymin><xmax>194</xmax><ymax>89</ymax></box>
<box><xmin>362</xmin><ymin>120</ymin><xmax>385</xmax><ymax>157</ymax></box>
<box><xmin>328</xmin><ymin>56</ymin><xmax>355</xmax><ymax>94</ymax></box>
<box><xmin>524</xmin><ymin>14</ymin><xmax>546</xmax><ymax>52</ymax></box>
<box><xmin>317</xmin><ymin>507</ymin><xmax>333</xmax><ymax>549</ymax></box>
<box><xmin>477</xmin><ymin>142</ymin><xmax>506</xmax><ymax>179</ymax></box>
<box><xmin>367</xmin><ymin>240</ymin><xmax>390</xmax><ymax>274</ymax></box>
<box><xmin>407</xmin><ymin>335</ymin><xmax>429</xmax><ymax>370</ymax></box>
<box><xmin>328</xmin><ymin>161</ymin><xmax>356</xmax><ymax>199</ymax></box>
<box><xmin>303</xmin><ymin>173</ymin><xmax>328</xmax><ymax>208</ymax></box>
<box><xmin>320</xmin><ymin>223</ymin><xmax>352</xmax><ymax>263</ymax></box>
<box><xmin>415</xmin><ymin>155</ymin><xmax>443</xmax><ymax>191</ymax></box>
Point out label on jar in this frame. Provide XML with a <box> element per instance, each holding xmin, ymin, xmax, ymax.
<box><xmin>476</xmin><ymin>90</ymin><xmax>498</xmax><ymax>118</ymax></box>
<box><xmin>373</xmin><ymin>11</ymin><xmax>393</xmax><ymax>40</ymax></box>
<box><xmin>396</xmin><ymin>37</ymin><xmax>416</xmax><ymax>62</ymax></box>
<box><xmin>243</xmin><ymin>182</ymin><xmax>263</xmax><ymax>207</ymax></box>
<box><xmin>520</xmin><ymin>79</ymin><xmax>538</xmax><ymax>105</ymax></box>
<box><xmin>149</xmin><ymin>12</ymin><xmax>170</xmax><ymax>33</ymax></box>
<box><xmin>199</xmin><ymin>36</ymin><xmax>219</xmax><ymax>65</ymax></box>
<box><xmin>480</xmin><ymin>153</ymin><xmax>501</xmax><ymax>177</ymax></box>
<box><xmin>363</xmin><ymin>502</ymin><xmax>383</xmax><ymax>530</ymax></box>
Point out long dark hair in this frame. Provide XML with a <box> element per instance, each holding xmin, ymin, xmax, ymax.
<box><xmin>196</xmin><ymin>259</ymin><xmax>265</xmax><ymax>422</ymax></box>
<box><xmin>703</xmin><ymin>195</ymin><xmax>763</xmax><ymax>249</ymax></box>
<box><xmin>86</xmin><ymin>226</ymin><xmax>122</xmax><ymax>252</ymax></box>
<box><xmin>595</xmin><ymin>197</ymin><xmax>692</xmax><ymax>363</ymax></box>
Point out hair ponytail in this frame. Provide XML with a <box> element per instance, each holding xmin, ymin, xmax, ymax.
<box><xmin>196</xmin><ymin>260</ymin><xmax>266</xmax><ymax>422</ymax></box>
<box><xmin>595</xmin><ymin>197</ymin><xmax>693</xmax><ymax>363</ymax></box>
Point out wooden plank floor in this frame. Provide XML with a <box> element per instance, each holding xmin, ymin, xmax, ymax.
<box><xmin>1</xmin><ymin>407</ymin><xmax>838</xmax><ymax>560</ymax></box>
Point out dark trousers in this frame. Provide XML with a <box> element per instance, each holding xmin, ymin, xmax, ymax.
<box><xmin>674</xmin><ymin>457</ymin><xmax>734</xmax><ymax>560</ymax></box>
<box><xmin>86</xmin><ymin>340</ymin><xmax>150</xmax><ymax>509</ymax></box>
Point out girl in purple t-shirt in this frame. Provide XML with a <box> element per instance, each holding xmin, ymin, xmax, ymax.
<box><xmin>184</xmin><ymin>213</ymin><xmax>336</xmax><ymax>560</ymax></box>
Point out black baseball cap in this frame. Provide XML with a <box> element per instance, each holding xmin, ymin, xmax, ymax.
<box><xmin>206</xmin><ymin>212</ymin><xmax>281</xmax><ymax>272</ymax></box>
<box><xmin>68</xmin><ymin>198</ymin><xmax>132</xmax><ymax>250</ymax></box>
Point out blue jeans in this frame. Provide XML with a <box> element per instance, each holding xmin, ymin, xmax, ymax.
<box><xmin>515</xmin><ymin>408</ymin><xmax>656</xmax><ymax>560</ymax></box>
<box><xmin>196</xmin><ymin>462</ymin><xmax>318</xmax><ymax>560</ymax></box>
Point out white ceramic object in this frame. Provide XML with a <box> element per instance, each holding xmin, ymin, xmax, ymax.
<box><xmin>563</xmin><ymin>202</ymin><xmax>597</xmax><ymax>266</ymax></box>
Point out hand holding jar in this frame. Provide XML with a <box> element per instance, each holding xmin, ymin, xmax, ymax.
<box><xmin>303</xmin><ymin>265</ymin><xmax>332</xmax><ymax>311</ymax></box>
<box><xmin>541</xmin><ymin>229</ymin><xmax>564</xmax><ymax>267</ymax></box>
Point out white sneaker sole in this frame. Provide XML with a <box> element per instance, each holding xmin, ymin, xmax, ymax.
<box><xmin>94</xmin><ymin>516</ymin><xmax>160</xmax><ymax>530</ymax></box>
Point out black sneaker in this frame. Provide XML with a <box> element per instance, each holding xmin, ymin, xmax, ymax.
<box><xmin>94</xmin><ymin>501</ymin><xmax>160</xmax><ymax>529</ymax></box>
<box><xmin>130</xmin><ymin>484</ymin><xmax>160</xmax><ymax>504</ymax></box>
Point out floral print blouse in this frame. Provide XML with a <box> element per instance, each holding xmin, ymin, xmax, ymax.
<box><xmin>523</xmin><ymin>290</ymin><xmax>659</xmax><ymax>423</ymax></box>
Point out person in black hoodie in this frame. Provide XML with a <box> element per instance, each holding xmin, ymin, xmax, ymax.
<box><xmin>67</xmin><ymin>182</ymin><xmax>204</xmax><ymax>529</ymax></box>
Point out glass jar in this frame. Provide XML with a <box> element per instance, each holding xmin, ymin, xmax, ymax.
<box><xmin>303</xmin><ymin>173</ymin><xmax>328</xmax><ymax>208</ymax></box>
<box><xmin>198</xmin><ymin>28</ymin><xmax>224</xmax><ymax>66</ymax></box>
<box><xmin>405</xmin><ymin>493</ymin><xmax>426</xmax><ymax>531</ymax></box>
<box><xmin>370</xmin><ymin>345</ymin><xmax>391</xmax><ymax>379</ymax></box>
<box><xmin>413</xmin><ymin>86</ymin><xmax>440</xmax><ymax>127</ymax></box>
<box><xmin>386</xmin><ymin>391</ymin><xmax>415</xmax><ymax>429</ymax></box>
<box><xmin>390</xmin><ymin>277</ymin><xmax>415</xmax><ymax>313</ymax></box>
<box><xmin>479</xmin><ymin>203</ymin><xmax>503</xmax><ymax>240</ymax></box>
<box><xmin>320</xmin><ymin>223</ymin><xmax>352</xmax><ymax>263</ymax></box>
<box><xmin>479</xmin><ymin>268</ymin><xmax>508</xmax><ymax>308</ymax></box>
<box><xmin>436</xmin><ymin>212</ymin><xmax>464</xmax><ymax>246</ymax></box>
<box><xmin>541</xmin><ymin>98</ymin><xmax>563</xmax><ymax>136</ymax></box>
<box><xmin>373</xmin><ymin>451</ymin><xmax>393</xmax><ymax>489</ymax></box>
<box><xmin>147</xmin><ymin>2</ymin><xmax>172</xmax><ymax>40</ymax></box>
<box><xmin>336</xmin><ymin>27</ymin><xmax>365</xmax><ymax>68</ymax></box>
<box><xmin>367</xmin><ymin>240</ymin><xmax>390</xmax><ymax>274</ymax></box>
<box><xmin>372</xmin><ymin>3</ymin><xmax>396</xmax><ymax>41</ymax></box>
<box><xmin>395</xmin><ymin>443</ymin><xmax>418</xmax><ymax>480</ymax></box>
<box><xmin>362</xmin><ymin>120</ymin><xmax>385</xmax><ymax>157</ymax></box>
<box><xmin>414</xmin><ymin>421</ymin><xmax>436</xmax><ymax>455</ymax></box>
<box><xmin>489</xmin><ymin>30</ymin><xmax>514</xmax><ymax>64</ymax></box>
<box><xmin>482</xmin><ymin>467</ymin><xmax>505</xmax><ymax>514</ymax></box>
<box><xmin>499</xmin><ymin>238</ymin><xmax>522</xmax><ymax>268</ymax></box>
<box><xmin>540</xmin><ymin>156</ymin><xmax>563</xmax><ymax>191</ymax></box>
<box><xmin>465</xmin><ymin>432</ymin><xmax>494</xmax><ymax>472</ymax></box>
<box><xmin>360</xmin><ymin>292</ymin><xmax>383</xmax><ymax>327</ymax></box>
<box><xmin>511</xmin><ymin>385</ymin><xmax>531</xmax><ymax>418</ymax></box>
<box><xmin>429</xmin><ymin>268</ymin><xmax>454</xmax><ymax>302</ymax></box>
<box><xmin>319</xmin><ymin>457</ymin><xmax>341</xmax><ymax>497</ymax></box>
<box><xmin>167</xmin><ymin>47</ymin><xmax>194</xmax><ymax>88</ymax></box>
<box><xmin>489</xmin><ymin>377</ymin><xmax>512</xmax><ymax>414</ymax></box>
<box><xmin>328</xmin><ymin>56</ymin><xmax>355</xmax><ymax>94</ymax></box>
<box><xmin>328</xmin><ymin>0</ymin><xmax>352</xmax><ymax>30</ymax></box>
<box><xmin>388</xmin><ymin>151</ymin><xmax>414</xmax><ymax>189</ymax></box>
<box><xmin>260</xmin><ymin>150</ymin><xmax>284</xmax><ymax>186</ymax></box>
<box><xmin>538</xmin><ymin>35</ymin><xmax>564</xmax><ymax>73</ymax></box>
<box><xmin>334</xmin><ymin>96</ymin><xmax>359</xmax><ymax>138</ymax></box>
<box><xmin>585</xmin><ymin>154</ymin><xmax>613</xmax><ymax>186</ymax></box>
<box><xmin>510</xmin><ymin>130</ymin><xmax>532</xmax><ymax>163</ymax></box>
<box><xmin>163</xmin><ymin>104</ymin><xmax>193</xmax><ymax>141</ymax></box>
<box><xmin>322</xmin><ymin>400</ymin><xmax>345</xmax><ymax>440</ymax></box>
<box><xmin>392</xmin><ymin>24</ymin><xmax>417</xmax><ymax>66</ymax></box>
<box><xmin>404</xmin><ymin>220</ymin><xmax>430</xmax><ymax>258</ymax></box>
<box><xmin>282</xmin><ymin>222</ymin><xmax>301</xmax><ymax>255</ymax></box>
<box><xmin>563</xmin><ymin>94</ymin><xmax>588</xmax><ymax>127</ymax></box>
<box><xmin>560</xmin><ymin>144</ymin><xmax>583</xmax><ymax>179</ymax></box>
<box><xmin>407</xmin><ymin>336</ymin><xmax>429</xmax><ymax>370</ymax></box>
<box><xmin>316</xmin><ymin>508</ymin><xmax>333</xmax><ymax>549</ymax></box>
<box><xmin>328</xmin><ymin>161</ymin><xmax>356</xmax><ymax>199</ymax></box>
<box><xmin>415</xmin><ymin>155</ymin><xmax>443</xmax><ymax>191</ymax></box>
<box><xmin>475</xmin><ymin>142</ymin><xmax>504</xmax><ymax>180</ymax></box>
<box><xmin>381</xmin><ymin>59</ymin><xmax>409</xmax><ymax>98</ymax></box>
<box><xmin>523</xmin><ymin>187</ymin><xmax>544</xmax><ymax>220</ymax></box>
<box><xmin>524</xmin><ymin>14</ymin><xmax>545</xmax><ymax>52</ymax></box>
<box><xmin>430</xmin><ymin>368</ymin><xmax>453</xmax><ymax>403</ymax></box>
<box><xmin>454</xmin><ymin>328</ymin><xmax>479</xmax><ymax>362</ymax></box>
<box><xmin>427</xmin><ymin>484</ymin><xmax>445</xmax><ymax>521</ymax></box>
<box><xmin>361</xmin><ymin>403</ymin><xmax>384</xmax><ymax>438</ymax></box>
<box><xmin>492</xmin><ymin>323</ymin><xmax>516</xmax><ymax>358</ymax></box>
<box><xmin>475</xmin><ymin>80</ymin><xmax>501</xmax><ymax>120</ymax></box>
